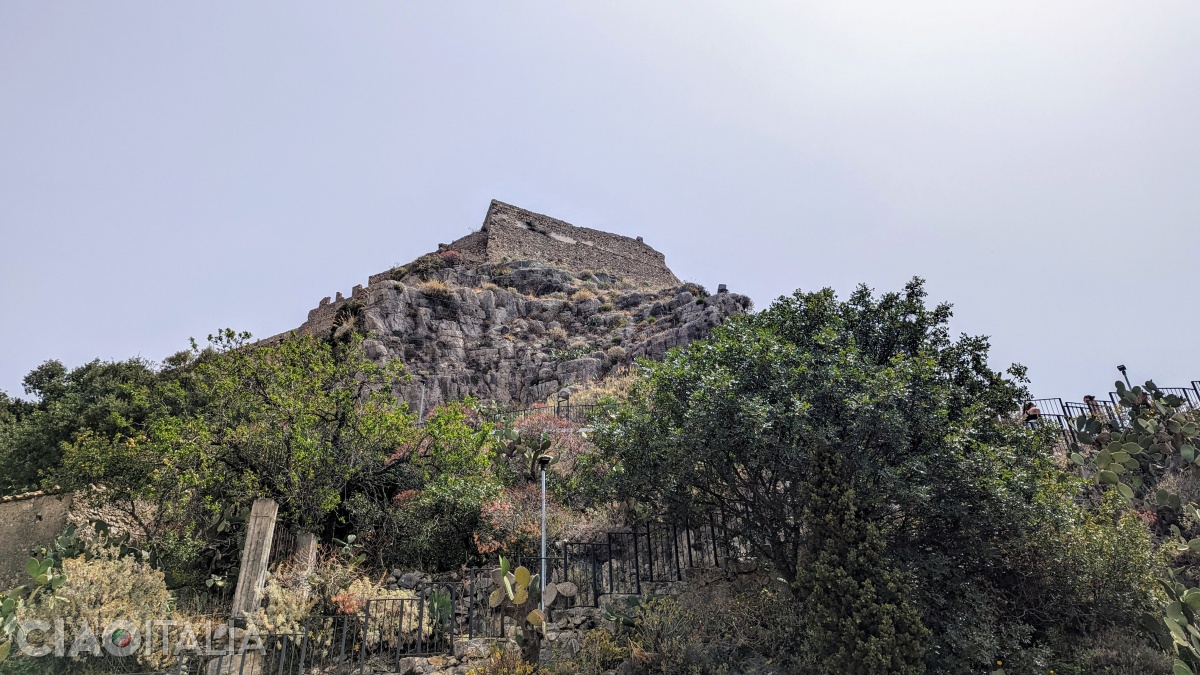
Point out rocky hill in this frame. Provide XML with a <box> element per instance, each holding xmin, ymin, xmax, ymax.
<box><xmin>265</xmin><ymin>201</ymin><xmax>752</xmax><ymax>410</ymax></box>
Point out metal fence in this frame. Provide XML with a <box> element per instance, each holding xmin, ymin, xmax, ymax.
<box><xmin>1157</xmin><ymin>387</ymin><xmax>1200</xmax><ymax>411</ymax></box>
<box><xmin>1064</xmin><ymin>399</ymin><xmax>1126</xmax><ymax>430</ymax></box>
<box><xmin>1026</xmin><ymin>382</ymin><xmax>1200</xmax><ymax>444</ymax></box>
<box><xmin>487</xmin><ymin>403</ymin><xmax>610</xmax><ymax>427</ymax></box>
<box><xmin>268</xmin><ymin>523</ymin><xmax>297</xmax><ymax>571</ymax></box>
<box><xmin>1029</xmin><ymin>398</ymin><xmax>1069</xmax><ymax>418</ymax></box>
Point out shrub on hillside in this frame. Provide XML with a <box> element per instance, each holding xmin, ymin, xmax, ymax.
<box><xmin>437</xmin><ymin>250</ymin><xmax>464</xmax><ymax>266</ymax></box>
<box><xmin>466</xmin><ymin>647</ymin><xmax>536</xmax><ymax>675</ymax></box>
<box><xmin>387</xmin><ymin>254</ymin><xmax>447</xmax><ymax>282</ymax></box>
<box><xmin>17</xmin><ymin>542</ymin><xmax>172</xmax><ymax>670</ymax></box>
<box><xmin>418</xmin><ymin>279</ymin><xmax>455</xmax><ymax>301</ymax></box>
<box><xmin>562</xmin><ymin>629</ymin><xmax>628</xmax><ymax>675</ymax></box>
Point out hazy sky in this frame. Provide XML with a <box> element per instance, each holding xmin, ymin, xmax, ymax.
<box><xmin>3</xmin><ymin>2</ymin><xmax>1199</xmax><ymax>403</ymax></box>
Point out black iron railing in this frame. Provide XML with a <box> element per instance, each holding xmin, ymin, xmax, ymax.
<box><xmin>487</xmin><ymin>403</ymin><xmax>611</xmax><ymax>426</ymax></box>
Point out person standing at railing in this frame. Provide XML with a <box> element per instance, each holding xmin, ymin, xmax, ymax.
<box><xmin>1021</xmin><ymin>401</ymin><xmax>1041</xmax><ymax>424</ymax></box>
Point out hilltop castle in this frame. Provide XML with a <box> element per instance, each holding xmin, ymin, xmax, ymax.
<box><xmin>261</xmin><ymin>200</ymin><xmax>748</xmax><ymax>407</ymax></box>
<box><xmin>273</xmin><ymin>201</ymin><xmax>683</xmax><ymax>343</ymax></box>
<box><xmin>435</xmin><ymin>200</ymin><xmax>681</xmax><ymax>290</ymax></box>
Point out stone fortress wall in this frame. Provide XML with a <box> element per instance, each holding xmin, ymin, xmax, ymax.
<box><xmin>262</xmin><ymin>200</ymin><xmax>682</xmax><ymax>344</ymax></box>
<box><xmin>467</xmin><ymin>200</ymin><xmax>681</xmax><ymax>290</ymax></box>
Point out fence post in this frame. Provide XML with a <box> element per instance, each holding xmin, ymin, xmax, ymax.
<box><xmin>418</xmin><ymin>586</ymin><xmax>426</xmax><ymax>655</ymax></box>
<box><xmin>590</xmin><ymin>544</ymin><xmax>599</xmax><ymax>608</ymax></box>
<box><xmin>231</xmin><ymin>498</ymin><xmax>279</xmax><ymax>623</ymax></box>
<box><xmin>562</xmin><ymin>543</ymin><xmax>570</xmax><ymax>609</ymax></box>
<box><xmin>632</xmin><ymin>529</ymin><xmax>642</xmax><ymax>595</ymax></box>
<box><xmin>297</xmin><ymin>617</ymin><xmax>311</xmax><ymax>673</ymax></box>
<box><xmin>672</xmin><ymin>524</ymin><xmax>682</xmax><ymax>581</ymax></box>
<box><xmin>645</xmin><ymin>523</ymin><xmax>654</xmax><ymax>582</ymax></box>
<box><xmin>608</xmin><ymin>533</ymin><xmax>615</xmax><ymax>595</ymax></box>
<box><xmin>468</xmin><ymin>571</ymin><xmax>475</xmax><ymax>640</ymax></box>
<box><xmin>361</xmin><ymin>601</ymin><xmax>370</xmax><ymax>675</ymax></box>
<box><xmin>710</xmin><ymin>515</ymin><xmax>720</xmax><ymax>568</ymax></box>
<box><xmin>685</xmin><ymin>519</ymin><xmax>694</xmax><ymax>569</ymax></box>
<box><xmin>446</xmin><ymin>583</ymin><xmax>453</xmax><ymax>648</ymax></box>
<box><xmin>337</xmin><ymin>615</ymin><xmax>350</xmax><ymax>672</ymax></box>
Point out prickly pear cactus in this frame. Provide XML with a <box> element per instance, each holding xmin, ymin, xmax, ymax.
<box><xmin>486</xmin><ymin>556</ymin><xmax>578</xmax><ymax>663</ymax></box>
<box><xmin>1067</xmin><ymin>380</ymin><xmax>1199</xmax><ymax>506</ymax></box>
<box><xmin>492</xmin><ymin>429</ymin><xmax>557</xmax><ymax>481</ymax></box>
<box><xmin>1065</xmin><ymin>380</ymin><xmax>1200</xmax><ymax>673</ymax></box>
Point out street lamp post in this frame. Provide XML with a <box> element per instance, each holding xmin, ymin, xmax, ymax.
<box><xmin>538</xmin><ymin>454</ymin><xmax>552</xmax><ymax>611</ymax></box>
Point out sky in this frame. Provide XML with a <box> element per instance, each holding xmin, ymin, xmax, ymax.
<box><xmin>2</xmin><ymin>2</ymin><xmax>1199</xmax><ymax>403</ymax></box>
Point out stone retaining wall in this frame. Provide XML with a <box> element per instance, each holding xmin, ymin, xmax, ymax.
<box><xmin>0</xmin><ymin>491</ymin><xmax>71</xmax><ymax>587</ymax></box>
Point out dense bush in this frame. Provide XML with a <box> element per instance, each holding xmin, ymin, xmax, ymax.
<box><xmin>595</xmin><ymin>279</ymin><xmax>1167</xmax><ymax>672</ymax></box>
<box><xmin>792</xmin><ymin>443</ymin><xmax>927</xmax><ymax>674</ymax></box>
<box><xmin>466</xmin><ymin>647</ymin><xmax>537</xmax><ymax>675</ymax></box>
<box><xmin>14</xmin><ymin>537</ymin><xmax>173</xmax><ymax>672</ymax></box>
<box><xmin>0</xmin><ymin>357</ymin><xmax>160</xmax><ymax>495</ymax></box>
<box><xmin>578</xmin><ymin>587</ymin><xmax>805</xmax><ymax>674</ymax></box>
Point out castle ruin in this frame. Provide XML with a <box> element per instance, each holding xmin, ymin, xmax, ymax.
<box><xmin>439</xmin><ymin>200</ymin><xmax>681</xmax><ymax>289</ymax></box>
<box><xmin>269</xmin><ymin>200</ymin><xmax>682</xmax><ymax>343</ymax></box>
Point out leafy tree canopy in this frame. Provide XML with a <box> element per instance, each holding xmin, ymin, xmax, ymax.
<box><xmin>595</xmin><ymin>278</ymin><xmax>1162</xmax><ymax>671</ymax></box>
<box><xmin>596</xmin><ymin>277</ymin><xmax>1027</xmax><ymax>580</ymax></box>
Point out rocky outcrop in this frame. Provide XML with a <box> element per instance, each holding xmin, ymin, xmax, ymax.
<box><xmin>357</xmin><ymin>261</ymin><xmax>750</xmax><ymax>410</ymax></box>
<box><xmin>261</xmin><ymin>201</ymin><xmax>752</xmax><ymax>411</ymax></box>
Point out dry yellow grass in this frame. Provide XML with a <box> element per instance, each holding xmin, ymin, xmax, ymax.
<box><xmin>418</xmin><ymin>279</ymin><xmax>454</xmax><ymax>299</ymax></box>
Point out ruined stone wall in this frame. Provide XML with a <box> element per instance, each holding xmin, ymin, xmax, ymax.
<box><xmin>474</xmin><ymin>200</ymin><xmax>681</xmax><ymax>290</ymax></box>
<box><xmin>259</xmin><ymin>283</ymin><xmax>370</xmax><ymax>345</ymax></box>
<box><xmin>260</xmin><ymin>200</ymin><xmax>687</xmax><ymax>348</ymax></box>
<box><xmin>0</xmin><ymin>491</ymin><xmax>71</xmax><ymax>587</ymax></box>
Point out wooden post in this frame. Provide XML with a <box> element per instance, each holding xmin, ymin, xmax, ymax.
<box><xmin>294</xmin><ymin>532</ymin><xmax>318</xmax><ymax>574</ymax></box>
<box><xmin>292</xmin><ymin>531</ymin><xmax>318</xmax><ymax>599</ymax></box>
<box><xmin>231</xmin><ymin>498</ymin><xmax>278</xmax><ymax>622</ymax></box>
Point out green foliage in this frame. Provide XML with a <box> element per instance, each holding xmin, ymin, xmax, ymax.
<box><xmin>1061</xmin><ymin>378</ymin><xmax>1200</xmax><ymax>672</ymax></box>
<box><xmin>793</xmin><ymin>443</ymin><xmax>928</xmax><ymax>674</ymax></box>
<box><xmin>573</xmin><ymin>629</ymin><xmax>629</xmax><ymax>674</ymax></box>
<box><xmin>627</xmin><ymin>596</ymin><xmax>716</xmax><ymax>674</ymax></box>
<box><xmin>14</xmin><ymin>330</ymin><xmax>427</xmax><ymax>590</ymax></box>
<box><xmin>1068</xmin><ymin>379</ymin><xmax>1200</xmax><ymax>507</ymax></box>
<box><xmin>588</xmin><ymin>584</ymin><xmax>804</xmax><ymax>674</ymax></box>
<box><xmin>595</xmin><ymin>279</ymin><xmax>1169</xmax><ymax>670</ymax></box>
<box><xmin>549</xmin><ymin>344</ymin><xmax>594</xmax><ymax>362</ymax></box>
<box><xmin>596</xmin><ymin>278</ymin><xmax>1025</xmax><ymax>582</ymax></box>
<box><xmin>346</xmin><ymin>401</ymin><xmax>502</xmax><ymax>570</ymax></box>
<box><xmin>492</xmin><ymin>427</ymin><xmax>554</xmax><ymax>482</ymax></box>
<box><xmin>0</xmin><ymin>357</ymin><xmax>159</xmax><ymax>495</ymax></box>
<box><xmin>465</xmin><ymin>646</ymin><xmax>537</xmax><ymax>675</ymax></box>
<box><xmin>408</xmin><ymin>254</ymin><xmax>448</xmax><ymax>279</ymax></box>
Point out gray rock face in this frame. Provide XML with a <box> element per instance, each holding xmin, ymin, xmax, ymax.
<box><xmin>353</xmin><ymin>263</ymin><xmax>751</xmax><ymax>411</ymax></box>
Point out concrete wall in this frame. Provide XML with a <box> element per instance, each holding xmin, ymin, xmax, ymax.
<box><xmin>0</xmin><ymin>492</ymin><xmax>71</xmax><ymax>588</ymax></box>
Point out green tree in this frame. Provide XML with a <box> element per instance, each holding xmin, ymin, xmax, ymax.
<box><xmin>42</xmin><ymin>330</ymin><xmax>421</xmax><ymax>586</ymax></box>
<box><xmin>345</xmin><ymin>400</ymin><xmax>503</xmax><ymax>570</ymax></box>
<box><xmin>0</xmin><ymin>357</ymin><xmax>159</xmax><ymax>495</ymax></box>
<box><xmin>794</xmin><ymin>442</ymin><xmax>927</xmax><ymax>674</ymax></box>
<box><xmin>596</xmin><ymin>278</ymin><xmax>1025</xmax><ymax>582</ymax></box>
<box><xmin>594</xmin><ymin>279</ymin><xmax>1154</xmax><ymax>671</ymax></box>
